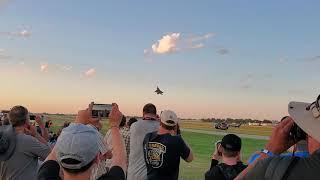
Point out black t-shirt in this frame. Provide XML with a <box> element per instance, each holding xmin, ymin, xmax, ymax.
<box><xmin>143</xmin><ymin>132</ymin><xmax>191</xmax><ymax>180</ymax></box>
<box><xmin>205</xmin><ymin>159</ymin><xmax>247</xmax><ymax>180</ymax></box>
<box><xmin>37</xmin><ymin>160</ymin><xmax>125</xmax><ymax>180</ymax></box>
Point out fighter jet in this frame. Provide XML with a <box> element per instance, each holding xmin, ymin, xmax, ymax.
<box><xmin>155</xmin><ymin>86</ymin><xmax>164</xmax><ymax>95</ymax></box>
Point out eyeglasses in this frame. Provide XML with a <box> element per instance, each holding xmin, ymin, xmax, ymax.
<box><xmin>306</xmin><ymin>95</ymin><xmax>320</xmax><ymax>118</ymax></box>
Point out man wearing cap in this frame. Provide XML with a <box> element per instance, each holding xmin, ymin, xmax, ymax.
<box><xmin>37</xmin><ymin>103</ymin><xmax>126</xmax><ymax>180</ymax></box>
<box><xmin>205</xmin><ymin>134</ymin><xmax>247</xmax><ymax>180</ymax></box>
<box><xmin>127</xmin><ymin>103</ymin><xmax>160</xmax><ymax>180</ymax></box>
<box><xmin>235</xmin><ymin>95</ymin><xmax>320</xmax><ymax>180</ymax></box>
<box><xmin>143</xmin><ymin>110</ymin><xmax>193</xmax><ymax>180</ymax></box>
<box><xmin>0</xmin><ymin>106</ymin><xmax>50</xmax><ymax>180</ymax></box>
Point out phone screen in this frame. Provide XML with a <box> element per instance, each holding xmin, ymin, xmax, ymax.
<box><xmin>92</xmin><ymin>104</ymin><xmax>112</xmax><ymax>118</ymax></box>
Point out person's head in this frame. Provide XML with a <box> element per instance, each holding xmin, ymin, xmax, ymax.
<box><xmin>2</xmin><ymin>116</ymin><xmax>10</xmax><ymax>126</ymax></box>
<box><xmin>288</xmin><ymin>94</ymin><xmax>320</xmax><ymax>154</ymax></box>
<box><xmin>220</xmin><ymin>134</ymin><xmax>242</xmax><ymax>158</ymax></box>
<box><xmin>127</xmin><ymin>117</ymin><xmax>138</xmax><ymax>128</ymax></box>
<box><xmin>119</xmin><ymin>115</ymin><xmax>126</xmax><ymax>127</ymax></box>
<box><xmin>55</xmin><ymin>123</ymin><xmax>101</xmax><ymax>177</ymax></box>
<box><xmin>8</xmin><ymin>106</ymin><xmax>29</xmax><ymax>127</ymax></box>
<box><xmin>143</xmin><ymin>103</ymin><xmax>157</xmax><ymax>119</ymax></box>
<box><xmin>159</xmin><ymin>110</ymin><xmax>179</xmax><ymax>132</ymax></box>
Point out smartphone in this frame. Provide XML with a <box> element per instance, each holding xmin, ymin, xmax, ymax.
<box><xmin>215</xmin><ymin>140</ymin><xmax>222</xmax><ymax>156</ymax></box>
<box><xmin>92</xmin><ymin>104</ymin><xmax>112</xmax><ymax>118</ymax></box>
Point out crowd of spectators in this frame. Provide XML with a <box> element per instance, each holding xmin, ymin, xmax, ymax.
<box><xmin>0</xmin><ymin>94</ymin><xmax>320</xmax><ymax>180</ymax></box>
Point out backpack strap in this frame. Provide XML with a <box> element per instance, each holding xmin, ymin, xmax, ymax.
<box><xmin>282</xmin><ymin>156</ymin><xmax>300</xmax><ymax>180</ymax></box>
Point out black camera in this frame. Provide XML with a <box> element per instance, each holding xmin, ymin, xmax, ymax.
<box><xmin>289</xmin><ymin>123</ymin><xmax>307</xmax><ymax>142</ymax></box>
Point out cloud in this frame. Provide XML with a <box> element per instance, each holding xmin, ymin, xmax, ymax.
<box><xmin>40</xmin><ymin>64</ymin><xmax>48</xmax><ymax>72</ymax></box>
<box><xmin>84</xmin><ymin>68</ymin><xmax>96</xmax><ymax>77</ymax></box>
<box><xmin>303</xmin><ymin>55</ymin><xmax>320</xmax><ymax>62</ymax></box>
<box><xmin>146</xmin><ymin>32</ymin><xmax>214</xmax><ymax>56</ymax></box>
<box><xmin>0</xmin><ymin>29</ymin><xmax>32</xmax><ymax>38</ymax></box>
<box><xmin>191</xmin><ymin>43</ymin><xmax>204</xmax><ymax>49</ymax></box>
<box><xmin>61</xmin><ymin>65</ymin><xmax>72</xmax><ymax>71</ymax></box>
<box><xmin>0</xmin><ymin>49</ymin><xmax>11</xmax><ymax>60</ymax></box>
<box><xmin>151</xmin><ymin>33</ymin><xmax>181</xmax><ymax>54</ymax></box>
<box><xmin>216</xmin><ymin>48</ymin><xmax>230</xmax><ymax>55</ymax></box>
<box><xmin>189</xmin><ymin>33</ymin><xmax>215</xmax><ymax>42</ymax></box>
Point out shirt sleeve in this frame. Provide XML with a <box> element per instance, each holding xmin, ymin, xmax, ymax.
<box><xmin>98</xmin><ymin>166</ymin><xmax>125</xmax><ymax>180</ymax></box>
<box><xmin>178</xmin><ymin>136</ymin><xmax>191</xmax><ymax>160</ymax></box>
<box><xmin>37</xmin><ymin>160</ymin><xmax>61</xmax><ymax>180</ymax></box>
<box><xmin>25</xmin><ymin>136</ymin><xmax>51</xmax><ymax>161</ymax></box>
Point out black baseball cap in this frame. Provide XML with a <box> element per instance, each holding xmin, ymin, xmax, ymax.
<box><xmin>221</xmin><ymin>134</ymin><xmax>241</xmax><ymax>151</ymax></box>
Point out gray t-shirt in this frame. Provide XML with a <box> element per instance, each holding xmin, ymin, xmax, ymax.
<box><xmin>127</xmin><ymin>120</ymin><xmax>159</xmax><ymax>180</ymax></box>
<box><xmin>244</xmin><ymin>151</ymin><xmax>320</xmax><ymax>180</ymax></box>
<box><xmin>0</xmin><ymin>133</ymin><xmax>50</xmax><ymax>180</ymax></box>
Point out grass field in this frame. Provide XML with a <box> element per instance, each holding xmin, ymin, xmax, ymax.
<box><xmin>47</xmin><ymin>115</ymin><xmax>268</xmax><ymax>180</ymax></box>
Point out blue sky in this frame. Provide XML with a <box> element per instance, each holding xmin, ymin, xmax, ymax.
<box><xmin>0</xmin><ymin>0</ymin><xmax>319</xmax><ymax>119</ymax></box>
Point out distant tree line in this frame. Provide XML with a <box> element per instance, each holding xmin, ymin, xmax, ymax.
<box><xmin>199</xmin><ymin>118</ymin><xmax>274</xmax><ymax>124</ymax></box>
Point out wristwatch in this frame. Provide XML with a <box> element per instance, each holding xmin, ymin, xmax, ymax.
<box><xmin>261</xmin><ymin>149</ymin><xmax>274</xmax><ymax>157</ymax></box>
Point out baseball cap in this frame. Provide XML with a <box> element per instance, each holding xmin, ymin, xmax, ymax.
<box><xmin>221</xmin><ymin>134</ymin><xmax>241</xmax><ymax>151</ymax></box>
<box><xmin>55</xmin><ymin>123</ymin><xmax>100</xmax><ymax>170</ymax></box>
<box><xmin>160</xmin><ymin>110</ymin><xmax>179</xmax><ymax>127</ymax></box>
<box><xmin>288</xmin><ymin>94</ymin><xmax>320</xmax><ymax>142</ymax></box>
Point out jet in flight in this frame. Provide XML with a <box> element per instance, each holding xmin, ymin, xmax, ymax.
<box><xmin>155</xmin><ymin>86</ymin><xmax>164</xmax><ymax>95</ymax></box>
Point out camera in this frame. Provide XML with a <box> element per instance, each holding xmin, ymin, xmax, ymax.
<box><xmin>289</xmin><ymin>123</ymin><xmax>307</xmax><ymax>142</ymax></box>
<box><xmin>92</xmin><ymin>104</ymin><xmax>112</xmax><ymax>118</ymax></box>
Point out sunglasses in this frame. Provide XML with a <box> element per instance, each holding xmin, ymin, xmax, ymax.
<box><xmin>306</xmin><ymin>95</ymin><xmax>320</xmax><ymax>118</ymax></box>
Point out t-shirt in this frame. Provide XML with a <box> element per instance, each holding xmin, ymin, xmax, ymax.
<box><xmin>37</xmin><ymin>160</ymin><xmax>125</xmax><ymax>180</ymax></box>
<box><xmin>0</xmin><ymin>133</ymin><xmax>50</xmax><ymax>180</ymax></box>
<box><xmin>143</xmin><ymin>132</ymin><xmax>191</xmax><ymax>180</ymax></box>
<box><xmin>127</xmin><ymin>120</ymin><xmax>159</xmax><ymax>180</ymax></box>
<box><xmin>243</xmin><ymin>150</ymin><xmax>320</xmax><ymax>180</ymax></box>
<box><xmin>205</xmin><ymin>159</ymin><xmax>247</xmax><ymax>180</ymax></box>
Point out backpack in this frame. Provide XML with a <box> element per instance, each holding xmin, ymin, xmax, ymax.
<box><xmin>264</xmin><ymin>156</ymin><xmax>300</xmax><ymax>180</ymax></box>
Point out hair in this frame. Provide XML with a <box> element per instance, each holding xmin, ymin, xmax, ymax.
<box><xmin>2</xmin><ymin>116</ymin><xmax>10</xmax><ymax>126</ymax></box>
<box><xmin>143</xmin><ymin>103</ymin><xmax>157</xmax><ymax>115</ymax></box>
<box><xmin>8</xmin><ymin>106</ymin><xmax>28</xmax><ymax>127</ymax></box>
<box><xmin>222</xmin><ymin>147</ymin><xmax>240</xmax><ymax>158</ymax></box>
<box><xmin>160</xmin><ymin>121</ymin><xmax>175</xmax><ymax>131</ymax></box>
<box><xmin>119</xmin><ymin>116</ymin><xmax>126</xmax><ymax>127</ymax></box>
<box><xmin>128</xmin><ymin>117</ymin><xmax>138</xmax><ymax>128</ymax></box>
<box><xmin>61</xmin><ymin>158</ymin><xmax>94</xmax><ymax>174</ymax></box>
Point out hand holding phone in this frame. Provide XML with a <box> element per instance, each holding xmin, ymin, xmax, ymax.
<box><xmin>212</xmin><ymin>140</ymin><xmax>222</xmax><ymax>160</ymax></box>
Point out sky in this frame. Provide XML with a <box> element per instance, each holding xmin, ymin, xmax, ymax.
<box><xmin>0</xmin><ymin>0</ymin><xmax>319</xmax><ymax>120</ymax></box>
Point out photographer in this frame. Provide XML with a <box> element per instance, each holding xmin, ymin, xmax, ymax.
<box><xmin>143</xmin><ymin>110</ymin><xmax>193</xmax><ymax>180</ymax></box>
<box><xmin>236</xmin><ymin>95</ymin><xmax>320</xmax><ymax>180</ymax></box>
<box><xmin>205</xmin><ymin>134</ymin><xmax>247</xmax><ymax>180</ymax></box>
<box><xmin>0</xmin><ymin>106</ymin><xmax>50</xmax><ymax>180</ymax></box>
<box><xmin>38</xmin><ymin>103</ymin><xmax>126</xmax><ymax>180</ymax></box>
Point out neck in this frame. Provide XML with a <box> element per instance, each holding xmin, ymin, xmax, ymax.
<box><xmin>158</xmin><ymin>126</ymin><xmax>174</xmax><ymax>135</ymax></box>
<box><xmin>14</xmin><ymin>126</ymin><xmax>25</xmax><ymax>134</ymax></box>
<box><xmin>64</xmin><ymin>170</ymin><xmax>91</xmax><ymax>180</ymax></box>
<box><xmin>222</xmin><ymin>156</ymin><xmax>238</xmax><ymax>166</ymax></box>
<box><xmin>143</xmin><ymin>114</ymin><xmax>157</xmax><ymax>121</ymax></box>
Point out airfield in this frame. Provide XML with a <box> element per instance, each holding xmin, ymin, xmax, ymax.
<box><xmin>48</xmin><ymin>114</ymin><xmax>272</xmax><ymax>180</ymax></box>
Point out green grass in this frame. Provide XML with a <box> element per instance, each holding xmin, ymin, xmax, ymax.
<box><xmin>46</xmin><ymin>115</ymin><xmax>267</xmax><ymax>180</ymax></box>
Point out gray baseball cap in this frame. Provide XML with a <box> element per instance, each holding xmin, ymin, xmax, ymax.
<box><xmin>55</xmin><ymin>123</ymin><xmax>100</xmax><ymax>170</ymax></box>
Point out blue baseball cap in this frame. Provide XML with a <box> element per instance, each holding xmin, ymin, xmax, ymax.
<box><xmin>56</xmin><ymin>123</ymin><xmax>100</xmax><ymax>170</ymax></box>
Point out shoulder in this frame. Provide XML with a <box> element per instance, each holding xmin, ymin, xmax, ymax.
<box><xmin>98</xmin><ymin>166</ymin><xmax>125</xmax><ymax>180</ymax></box>
<box><xmin>205</xmin><ymin>166</ymin><xmax>223</xmax><ymax>180</ymax></box>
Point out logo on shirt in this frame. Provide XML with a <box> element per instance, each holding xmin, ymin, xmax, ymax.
<box><xmin>145</xmin><ymin>142</ymin><xmax>167</xmax><ymax>168</ymax></box>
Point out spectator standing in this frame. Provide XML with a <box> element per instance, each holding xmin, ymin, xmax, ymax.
<box><xmin>236</xmin><ymin>95</ymin><xmax>320</xmax><ymax>180</ymax></box>
<box><xmin>38</xmin><ymin>103</ymin><xmax>126</xmax><ymax>180</ymax></box>
<box><xmin>143</xmin><ymin>110</ymin><xmax>193</xmax><ymax>180</ymax></box>
<box><xmin>0</xmin><ymin>106</ymin><xmax>50</xmax><ymax>180</ymax></box>
<box><xmin>205</xmin><ymin>134</ymin><xmax>247</xmax><ymax>180</ymax></box>
<box><xmin>127</xmin><ymin>104</ymin><xmax>160</xmax><ymax>180</ymax></box>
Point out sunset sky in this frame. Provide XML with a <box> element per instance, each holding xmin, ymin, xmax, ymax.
<box><xmin>0</xmin><ymin>0</ymin><xmax>319</xmax><ymax>120</ymax></box>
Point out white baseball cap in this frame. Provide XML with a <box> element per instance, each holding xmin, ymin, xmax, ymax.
<box><xmin>288</xmin><ymin>95</ymin><xmax>320</xmax><ymax>142</ymax></box>
<box><xmin>160</xmin><ymin>110</ymin><xmax>179</xmax><ymax>127</ymax></box>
